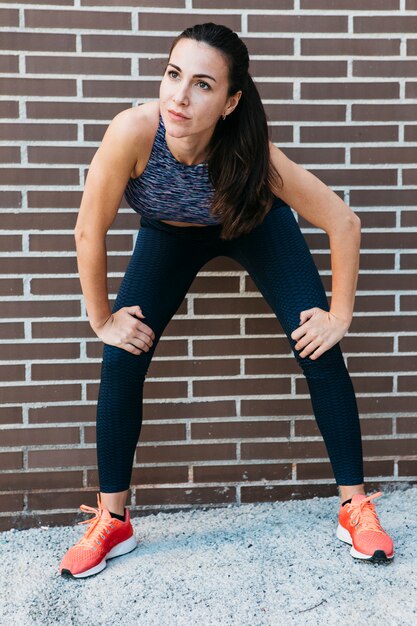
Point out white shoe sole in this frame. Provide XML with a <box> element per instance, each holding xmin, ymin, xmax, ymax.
<box><xmin>336</xmin><ymin>523</ymin><xmax>394</xmax><ymax>561</ymax></box>
<box><xmin>64</xmin><ymin>534</ymin><xmax>138</xmax><ymax>579</ymax></box>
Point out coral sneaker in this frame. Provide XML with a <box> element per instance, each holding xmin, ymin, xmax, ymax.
<box><xmin>336</xmin><ymin>492</ymin><xmax>394</xmax><ymax>563</ymax></box>
<box><xmin>59</xmin><ymin>493</ymin><xmax>137</xmax><ymax>578</ymax></box>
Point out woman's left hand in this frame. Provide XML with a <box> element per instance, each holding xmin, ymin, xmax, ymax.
<box><xmin>290</xmin><ymin>307</ymin><xmax>351</xmax><ymax>360</ymax></box>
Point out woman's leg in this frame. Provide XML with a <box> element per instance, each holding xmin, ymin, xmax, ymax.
<box><xmin>95</xmin><ymin>220</ymin><xmax>218</xmax><ymax>512</ymax></box>
<box><xmin>225</xmin><ymin>200</ymin><xmax>365</xmax><ymax>498</ymax></box>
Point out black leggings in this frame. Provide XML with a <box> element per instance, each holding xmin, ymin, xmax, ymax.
<box><xmin>96</xmin><ymin>198</ymin><xmax>364</xmax><ymax>492</ymax></box>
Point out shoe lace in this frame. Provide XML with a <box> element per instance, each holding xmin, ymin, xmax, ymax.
<box><xmin>75</xmin><ymin>493</ymin><xmax>115</xmax><ymax>549</ymax></box>
<box><xmin>346</xmin><ymin>491</ymin><xmax>385</xmax><ymax>534</ymax></box>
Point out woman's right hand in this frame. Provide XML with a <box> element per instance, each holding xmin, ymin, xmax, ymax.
<box><xmin>94</xmin><ymin>305</ymin><xmax>155</xmax><ymax>355</ymax></box>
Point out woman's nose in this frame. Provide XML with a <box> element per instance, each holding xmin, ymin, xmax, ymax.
<box><xmin>173</xmin><ymin>85</ymin><xmax>189</xmax><ymax>105</ymax></box>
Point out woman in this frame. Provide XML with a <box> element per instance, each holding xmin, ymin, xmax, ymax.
<box><xmin>60</xmin><ymin>23</ymin><xmax>394</xmax><ymax>579</ymax></box>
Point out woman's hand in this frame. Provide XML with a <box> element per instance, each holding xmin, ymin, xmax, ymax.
<box><xmin>94</xmin><ymin>305</ymin><xmax>155</xmax><ymax>355</ymax></box>
<box><xmin>290</xmin><ymin>307</ymin><xmax>350</xmax><ymax>360</ymax></box>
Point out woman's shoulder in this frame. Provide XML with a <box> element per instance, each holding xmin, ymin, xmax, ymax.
<box><xmin>111</xmin><ymin>101</ymin><xmax>161</xmax><ymax>179</ymax></box>
<box><xmin>112</xmin><ymin>100</ymin><xmax>160</xmax><ymax>143</ymax></box>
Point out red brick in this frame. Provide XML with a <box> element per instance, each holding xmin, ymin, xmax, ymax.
<box><xmin>143</xmin><ymin>400</ymin><xmax>236</xmax><ymax>421</ymax></box>
<box><xmin>0</xmin><ymin>8</ymin><xmax>19</xmax><ymax>27</ymax></box>
<box><xmin>148</xmin><ymin>357</ymin><xmax>239</xmax><ymax>379</ymax></box>
<box><xmin>132</xmin><ymin>465</ymin><xmax>189</xmax><ymax>485</ymax></box>
<box><xmin>31</xmin><ymin>278</ymin><xmax>82</xmax><ymax>295</ymax></box>
<box><xmin>398</xmin><ymin>461</ymin><xmax>417</xmax><ymax>476</ymax></box>
<box><xmin>0</xmin><ymin>31</ymin><xmax>75</xmax><ymax>52</ymax></box>
<box><xmin>194</xmin><ymin>336</ymin><xmax>290</xmax><ymax>357</ymax></box>
<box><xmin>191</xmin><ymin>420</ymin><xmax>290</xmax><ymax>440</ymax></box>
<box><xmin>195</xmin><ymin>0</ymin><xmax>291</xmax><ymax>7</ymax></box>
<box><xmin>136</xmin><ymin>486</ymin><xmax>236</xmax><ymax>506</ymax></box>
<box><xmin>251</xmin><ymin>59</ymin><xmax>347</xmax><ymax>78</ymax></box>
<box><xmin>301</xmin><ymin>0</ymin><xmax>398</xmax><ymax>7</ymax></box>
<box><xmin>193</xmin><ymin>377</ymin><xmax>291</xmax><ymax>398</ymax></box>
<box><xmin>26</xmin><ymin>101</ymin><xmax>125</xmax><ymax>120</ymax></box>
<box><xmin>0</xmin><ymin>364</ymin><xmax>25</xmax><ymax>382</ymax></box>
<box><xmin>241</xmin><ymin>483</ymin><xmax>337</xmax><ymax>503</ymax></box>
<box><xmin>302</xmin><ymin>37</ymin><xmax>400</xmax><ymax>56</ymax></box>
<box><xmin>1</xmin><ymin>384</ymin><xmax>81</xmax><ymax>403</ymax></box>
<box><xmin>0</xmin><ymin>101</ymin><xmax>19</xmax><ymax>117</ymax></box>
<box><xmin>354</xmin><ymin>16</ymin><xmax>417</xmax><ymax>33</ymax></box>
<box><xmin>242</xmin><ymin>440</ymin><xmax>327</xmax><ymax>460</ymax></box>
<box><xmin>0</xmin><ymin>452</ymin><xmax>23</xmax><ymax>470</ymax></box>
<box><xmin>0</xmin><ymin>406</ymin><xmax>22</xmax><ymax>425</ymax></box>
<box><xmin>363</xmin><ymin>439</ymin><xmax>416</xmax><ymax>457</ymax></box>
<box><xmin>0</xmin><ymin>322</ymin><xmax>25</xmax><ymax>340</ymax></box>
<box><xmin>0</xmin><ymin>470</ymin><xmax>83</xmax><ymax>491</ymax></box>
<box><xmin>0</xmin><ymin>342</ymin><xmax>80</xmax><ymax>361</ymax></box>
<box><xmin>29</xmin><ymin>404</ymin><xmax>95</xmax><ymax>424</ymax></box>
<box><xmin>136</xmin><ymin>443</ymin><xmax>236</xmax><ymax>463</ymax></box>
<box><xmin>29</xmin><ymin>145</ymin><xmax>96</xmax><ymax>165</ymax></box>
<box><xmin>139</xmin><ymin>12</ymin><xmax>240</xmax><ymax>32</ymax></box>
<box><xmin>27</xmin><ymin>55</ymin><xmax>130</xmax><ymax>76</ymax></box>
<box><xmin>397</xmin><ymin>417</ymin><xmax>417</xmax><ymax>434</ymax></box>
<box><xmin>352</xmin><ymin>104</ymin><xmax>417</xmax><ymax>121</ymax></box>
<box><xmin>0</xmin><ymin>300</ymin><xmax>80</xmax><ymax>318</ymax></box>
<box><xmin>245</xmin><ymin>356</ymin><xmax>301</xmax><ymax>375</ymax></box>
<box><xmin>301</xmin><ymin>124</ymin><xmax>398</xmax><ymax>143</ymax></box>
<box><xmin>28</xmin><ymin>189</ymin><xmax>82</xmax><ymax>208</ymax></box>
<box><xmin>0</xmin><ymin>279</ymin><xmax>23</xmax><ymax>296</ymax></box>
<box><xmin>242</xmin><ymin>397</ymin><xmax>316</xmax><ymax>417</ymax></box>
<box><xmin>249</xmin><ymin>14</ymin><xmax>347</xmax><ymax>32</ymax></box>
<box><xmin>0</xmin><ymin>493</ymin><xmax>24</xmax><ymax>514</ymax></box>
<box><xmin>28</xmin><ymin>447</ymin><xmax>96</xmax><ymax>468</ymax></box>
<box><xmin>83</xmin><ymin>33</ymin><xmax>175</xmax><ymax>55</ymax></box>
<box><xmin>32</xmin><ymin>321</ymin><xmax>94</xmax><ymax>339</ymax></box>
<box><xmin>0</xmin><ymin>167</ymin><xmax>78</xmax><ymax>186</ymax></box>
<box><xmin>26</xmin><ymin>9</ymin><xmax>131</xmax><ymax>30</ymax></box>
<box><xmin>351</xmin><ymin>189</ymin><xmax>417</xmax><ymax>206</ymax></box>
<box><xmin>193</xmin><ymin>462</ymin><xmax>291</xmax><ymax>483</ymax></box>
<box><xmin>164</xmin><ymin>318</ymin><xmax>240</xmax><ymax>337</ymax></box>
<box><xmin>301</xmin><ymin>82</ymin><xmax>399</xmax><ymax>100</ymax></box>
<box><xmin>265</xmin><ymin>103</ymin><xmax>346</xmax><ymax>122</ymax></box>
<box><xmin>297</xmin><ymin>461</ymin><xmax>333</xmax><ymax>480</ymax></box>
<box><xmin>0</xmin><ymin>77</ymin><xmax>75</xmax><ymax>97</ymax></box>
<box><xmin>1</xmin><ymin>426</ymin><xmax>79</xmax><ymax>447</ymax></box>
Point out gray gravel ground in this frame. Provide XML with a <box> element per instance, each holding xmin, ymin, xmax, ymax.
<box><xmin>0</xmin><ymin>483</ymin><xmax>416</xmax><ymax>626</ymax></box>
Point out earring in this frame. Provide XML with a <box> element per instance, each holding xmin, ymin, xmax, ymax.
<box><xmin>222</xmin><ymin>113</ymin><xmax>227</xmax><ymax>120</ymax></box>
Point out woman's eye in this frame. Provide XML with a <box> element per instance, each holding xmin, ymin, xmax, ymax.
<box><xmin>168</xmin><ymin>70</ymin><xmax>178</xmax><ymax>79</ymax></box>
<box><xmin>197</xmin><ymin>81</ymin><xmax>210</xmax><ymax>90</ymax></box>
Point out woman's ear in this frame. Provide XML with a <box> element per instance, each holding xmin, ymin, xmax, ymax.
<box><xmin>226</xmin><ymin>90</ymin><xmax>242</xmax><ymax>115</ymax></box>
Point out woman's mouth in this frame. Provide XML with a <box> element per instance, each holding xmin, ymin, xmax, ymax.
<box><xmin>168</xmin><ymin>109</ymin><xmax>190</xmax><ymax>121</ymax></box>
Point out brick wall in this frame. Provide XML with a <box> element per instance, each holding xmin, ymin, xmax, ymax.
<box><xmin>1</xmin><ymin>0</ymin><xmax>417</xmax><ymax>530</ymax></box>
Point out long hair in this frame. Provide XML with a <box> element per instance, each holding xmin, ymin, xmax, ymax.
<box><xmin>167</xmin><ymin>23</ymin><xmax>283</xmax><ymax>241</ymax></box>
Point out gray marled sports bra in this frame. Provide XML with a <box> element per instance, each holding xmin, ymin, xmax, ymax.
<box><xmin>123</xmin><ymin>113</ymin><xmax>221</xmax><ymax>225</ymax></box>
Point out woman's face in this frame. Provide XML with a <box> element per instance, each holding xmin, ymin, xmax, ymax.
<box><xmin>159</xmin><ymin>37</ymin><xmax>241</xmax><ymax>139</ymax></box>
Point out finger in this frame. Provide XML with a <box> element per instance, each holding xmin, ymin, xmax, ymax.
<box><xmin>299</xmin><ymin>308</ymin><xmax>317</xmax><ymax>324</ymax></box>
<box><xmin>129</xmin><ymin>336</ymin><xmax>152</xmax><ymax>351</ymax></box>
<box><xmin>291</xmin><ymin>325</ymin><xmax>308</xmax><ymax>341</ymax></box>
<box><xmin>134</xmin><ymin>328</ymin><xmax>154</xmax><ymax>348</ymax></box>
<box><xmin>121</xmin><ymin>342</ymin><xmax>143</xmax><ymax>356</ymax></box>
<box><xmin>308</xmin><ymin>343</ymin><xmax>328</xmax><ymax>360</ymax></box>
<box><xmin>294</xmin><ymin>329</ymin><xmax>316</xmax><ymax>350</ymax></box>
<box><xmin>126</xmin><ymin>305</ymin><xmax>145</xmax><ymax>318</ymax></box>
<box><xmin>136</xmin><ymin>323</ymin><xmax>155</xmax><ymax>341</ymax></box>
<box><xmin>299</xmin><ymin>338</ymin><xmax>322</xmax><ymax>358</ymax></box>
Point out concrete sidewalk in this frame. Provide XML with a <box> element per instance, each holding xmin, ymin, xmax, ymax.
<box><xmin>0</xmin><ymin>483</ymin><xmax>415</xmax><ymax>626</ymax></box>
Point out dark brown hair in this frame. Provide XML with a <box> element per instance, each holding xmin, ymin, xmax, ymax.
<box><xmin>167</xmin><ymin>22</ymin><xmax>283</xmax><ymax>240</ymax></box>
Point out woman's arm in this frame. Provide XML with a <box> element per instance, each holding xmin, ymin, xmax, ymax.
<box><xmin>74</xmin><ymin>107</ymin><xmax>155</xmax><ymax>354</ymax></box>
<box><xmin>268</xmin><ymin>141</ymin><xmax>361</xmax><ymax>358</ymax></box>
